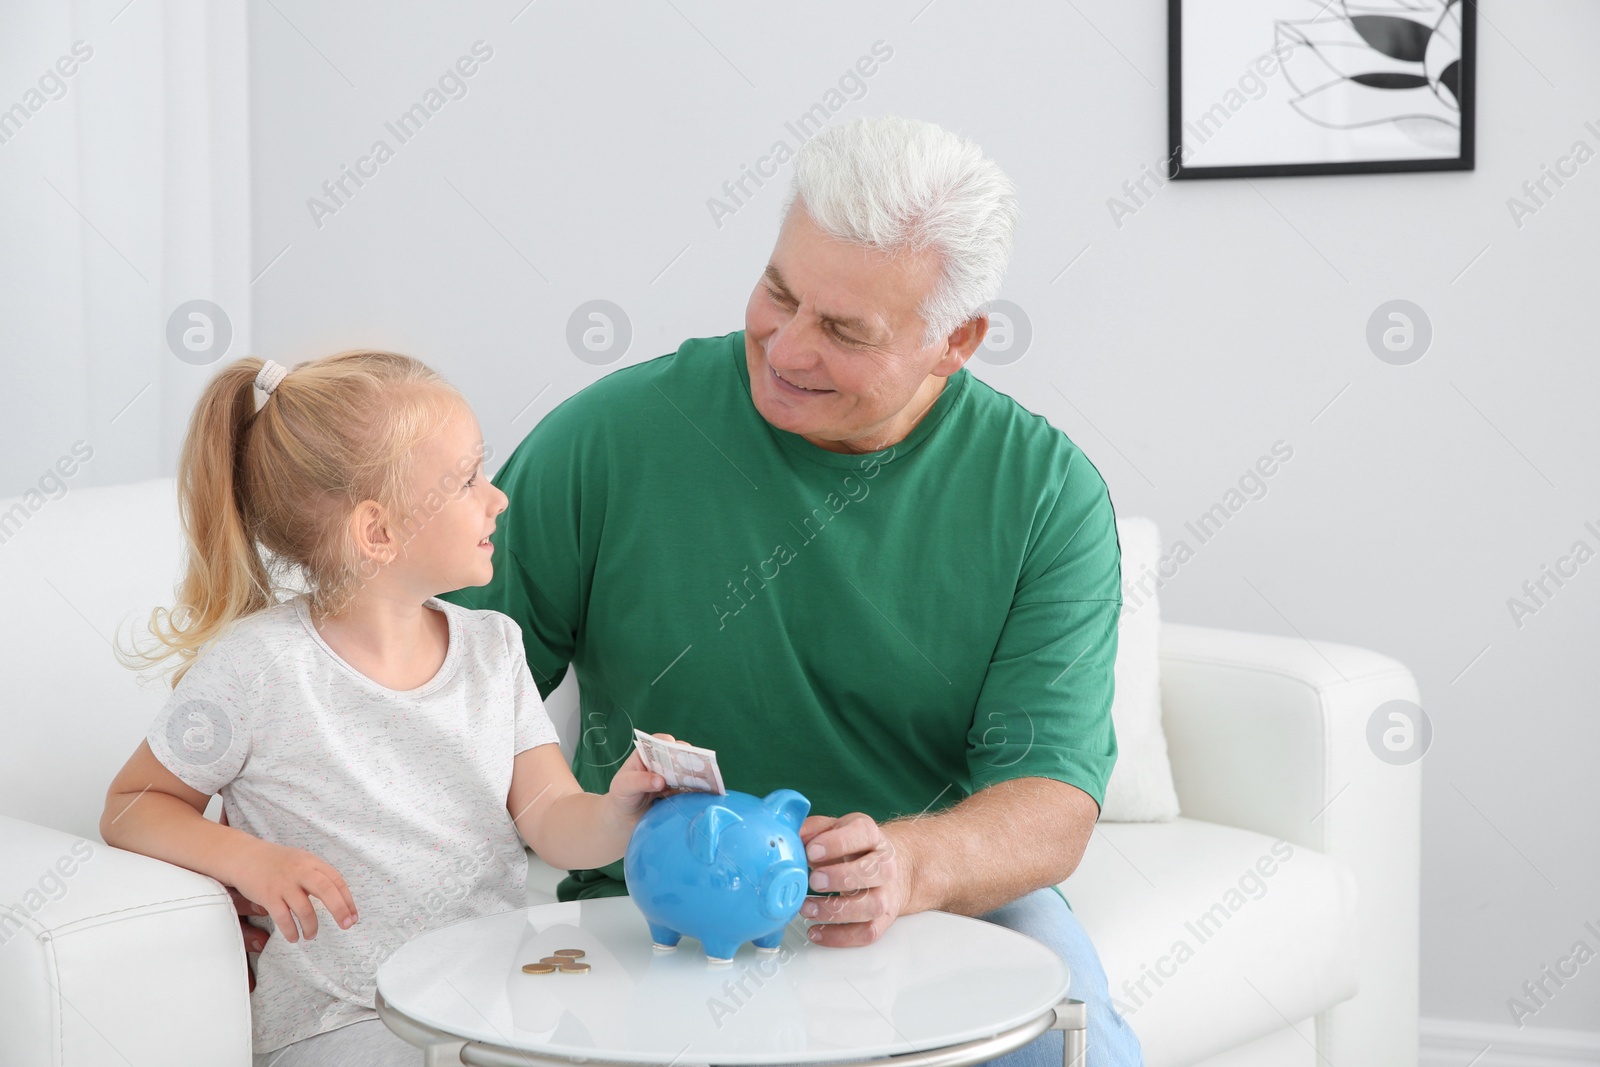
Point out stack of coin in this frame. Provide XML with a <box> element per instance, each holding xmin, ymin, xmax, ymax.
<box><xmin>522</xmin><ymin>949</ymin><xmax>589</xmax><ymax>975</ymax></box>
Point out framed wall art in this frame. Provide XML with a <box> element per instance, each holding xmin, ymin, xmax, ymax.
<box><xmin>1168</xmin><ymin>0</ymin><xmax>1476</xmax><ymax>179</ymax></box>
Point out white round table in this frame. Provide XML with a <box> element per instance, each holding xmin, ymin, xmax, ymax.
<box><xmin>375</xmin><ymin>896</ymin><xmax>1086</xmax><ymax>1067</ymax></box>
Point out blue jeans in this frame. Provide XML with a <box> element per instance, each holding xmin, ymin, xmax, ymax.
<box><xmin>976</xmin><ymin>888</ymin><xmax>1143</xmax><ymax>1067</ymax></box>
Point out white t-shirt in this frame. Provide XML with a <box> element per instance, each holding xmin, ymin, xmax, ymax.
<box><xmin>144</xmin><ymin>593</ymin><xmax>559</xmax><ymax>1055</ymax></box>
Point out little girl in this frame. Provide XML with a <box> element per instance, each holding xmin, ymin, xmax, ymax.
<box><xmin>102</xmin><ymin>351</ymin><xmax>680</xmax><ymax>1065</ymax></box>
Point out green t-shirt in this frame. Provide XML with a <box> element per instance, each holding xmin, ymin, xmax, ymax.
<box><xmin>440</xmin><ymin>329</ymin><xmax>1122</xmax><ymax>903</ymax></box>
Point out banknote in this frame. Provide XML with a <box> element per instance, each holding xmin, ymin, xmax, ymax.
<box><xmin>632</xmin><ymin>729</ymin><xmax>727</xmax><ymax>795</ymax></box>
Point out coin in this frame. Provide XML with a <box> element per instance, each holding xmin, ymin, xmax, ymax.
<box><xmin>521</xmin><ymin>963</ymin><xmax>557</xmax><ymax>975</ymax></box>
<box><xmin>539</xmin><ymin>956</ymin><xmax>568</xmax><ymax>965</ymax></box>
<box><xmin>557</xmin><ymin>961</ymin><xmax>591</xmax><ymax>974</ymax></box>
<box><xmin>553</xmin><ymin>949</ymin><xmax>586</xmax><ymax>958</ymax></box>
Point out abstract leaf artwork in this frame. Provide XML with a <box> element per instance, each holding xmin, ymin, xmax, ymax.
<box><xmin>1169</xmin><ymin>0</ymin><xmax>1476</xmax><ymax>179</ymax></box>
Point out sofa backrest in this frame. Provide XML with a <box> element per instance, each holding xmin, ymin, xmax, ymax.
<box><xmin>0</xmin><ymin>478</ymin><xmax>188</xmax><ymax>839</ymax></box>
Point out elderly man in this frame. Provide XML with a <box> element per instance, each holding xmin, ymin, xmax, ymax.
<box><xmin>438</xmin><ymin>116</ymin><xmax>1141</xmax><ymax>1064</ymax></box>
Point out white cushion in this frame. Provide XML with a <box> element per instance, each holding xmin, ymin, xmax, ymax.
<box><xmin>1064</xmin><ymin>818</ymin><xmax>1360</xmax><ymax>1067</ymax></box>
<box><xmin>1100</xmin><ymin>517</ymin><xmax>1180</xmax><ymax>821</ymax></box>
<box><xmin>0</xmin><ymin>477</ymin><xmax>186</xmax><ymax>838</ymax></box>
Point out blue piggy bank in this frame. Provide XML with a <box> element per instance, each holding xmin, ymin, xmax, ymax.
<box><xmin>624</xmin><ymin>788</ymin><xmax>811</xmax><ymax>963</ymax></box>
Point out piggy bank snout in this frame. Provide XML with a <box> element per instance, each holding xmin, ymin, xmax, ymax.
<box><xmin>760</xmin><ymin>862</ymin><xmax>807</xmax><ymax>919</ymax></box>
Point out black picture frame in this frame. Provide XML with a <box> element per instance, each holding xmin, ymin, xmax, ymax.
<box><xmin>1168</xmin><ymin>0</ymin><xmax>1476</xmax><ymax>180</ymax></box>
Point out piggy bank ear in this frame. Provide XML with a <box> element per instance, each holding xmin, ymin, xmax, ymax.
<box><xmin>761</xmin><ymin>789</ymin><xmax>811</xmax><ymax>831</ymax></box>
<box><xmin>686</xmin><ymin>804</ymin><xmax>742</xmax><ymax>865</ymax></box>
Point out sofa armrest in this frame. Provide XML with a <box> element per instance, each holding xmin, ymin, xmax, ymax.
<box><xmin>0</xmin><ymin>816</ymin><xmax>253</xmax><ymax>1067</ymax></box>
<box><xmin>1157</xmin><ymin>621</ymin><xmax>1421</xmax><ymax>1067</ymax></box>
<box><xmin>1159</xmin><ymin>621</ymin><xmax>1420</xmax><ymax>850</ymax></box>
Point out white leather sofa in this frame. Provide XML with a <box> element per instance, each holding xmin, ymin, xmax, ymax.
<box><xmin>0</xmin><ymin>477</ymin><xmax>1420</xmax><ymax>1066</ymax></box>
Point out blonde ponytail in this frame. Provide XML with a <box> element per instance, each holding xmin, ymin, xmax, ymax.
<box><xmin>118</xmin><ymin>350</ymin><xmax>462</xmax><ymax>687</ymax></box>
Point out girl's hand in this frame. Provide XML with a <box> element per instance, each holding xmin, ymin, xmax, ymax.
<box><xmin>228</xmin><ymin>839</ymin><xmax>359</xmax><ymax>944</ymax></box>
<box><xmin>605</xmin><ymin>732</ymin><xmax>684</xmax><ymax>821</ymax></box>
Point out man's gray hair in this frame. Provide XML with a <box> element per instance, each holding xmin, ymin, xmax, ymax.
<box><xmin>782</xmin><ymin>116</ymin><xmax>1020</xmax><ymax>347</ymax></box>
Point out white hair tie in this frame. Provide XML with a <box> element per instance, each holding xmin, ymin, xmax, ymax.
<box><xmin>254</xmin><ymin>360</ymin><xmax>288</xmax><ymax>412</ymax></box>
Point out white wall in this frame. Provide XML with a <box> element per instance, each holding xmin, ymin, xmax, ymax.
<box><xmin>6</xmin><ymin>0</ymin><xmax>1597</xmax><ymax>1043</ymax></box>
<box><xmin>0</xmin><ymin>0</ymin><xmax>251</xmax><ymax>502</ymax></box>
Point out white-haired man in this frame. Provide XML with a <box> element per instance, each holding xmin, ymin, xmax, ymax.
<box><xmin>460</xmin><ymin>115</ymin><xmax>1139</xmax><ymax>1064</ymax></box>
<box><xmin>233</xmin><ymin>115</ymin><xmax>1141</xmax><ymax>1063</ymax></box>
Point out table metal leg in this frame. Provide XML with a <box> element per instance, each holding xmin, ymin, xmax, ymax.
<box><xmin>376</xmin><ymin>990</ymin><xmax>467</xmax><ymax>1065</ymax></box>
<box><xmin>1049</xmin><ymin>999</ymin><xmax>1087</xmax><ymax>1067</ymax></box>
<box><xmin>424</xmin><ymin>1041</ymin><xmax>469</xmax><ymax>1067</ymax></box>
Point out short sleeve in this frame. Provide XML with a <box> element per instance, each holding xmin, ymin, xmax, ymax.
<box><xmin>145</xmin><ymin>644</ymin><xmax>254</xmax><ymax>795</ymax></box>
<box><xmin>500</xmin><ymin>613</ymin><xmax>560</xmax><ymax>755</ymax></box>
<box><xmin>966</xmin><ymin>449</ymin><xmax>1122</xmax><ymax>808</ymax></box>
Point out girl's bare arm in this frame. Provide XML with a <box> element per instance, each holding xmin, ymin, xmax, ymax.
<box><xmin>101</xmin><ymin>741</ymin><xmax>357</xmax><ymax>941</ymax></box>
<box><xmin>507</xmin><ymin>737</ymin><xmax>676</xmax><ymax>871</ymax></box>
<box><xmin>100</xmin><ymin>740</ymin><xmax>257</xmax><ymax>883</ymax></box>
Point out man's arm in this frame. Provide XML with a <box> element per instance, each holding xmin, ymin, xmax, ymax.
<box><xmin>888</xmin><ymin>776</ymin><xmax>1097</xmax><ymax>916</ymax></box>
<box><xmin>797</xmin><ymin>776</ymin><xmax>1098</xmax><ymax>945</ymax></box>
<box><xmin>801</xmin><ymin>445</ymin><xmax>1120</xmax><ymax>946</ymax></box>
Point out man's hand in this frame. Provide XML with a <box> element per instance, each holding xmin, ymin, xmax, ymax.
<box><xmin>801</xmin><ymin>779</ymin><xmax>1098</xmax><ymax>925</ymax></box>
<box><xmin>796</xmin><ymin>812</ymin><xmax>916</xmax><ymax>947</ymax></box>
